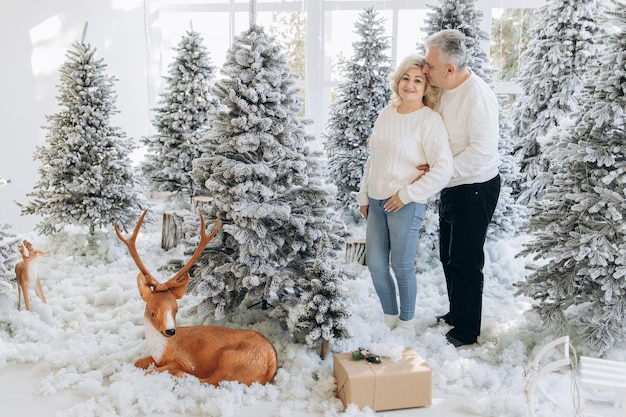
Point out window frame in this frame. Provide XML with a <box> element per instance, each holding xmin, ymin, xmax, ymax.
<box><xmin>146</xmin><ymin>0</ymin><xmax>546</xmax><ymax>139</ymax></box>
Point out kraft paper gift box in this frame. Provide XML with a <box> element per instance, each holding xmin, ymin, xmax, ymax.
<box><xmin>333</xmin><ymin>348</ymin><xmax>432</xmax><ymax>411</ymax></box>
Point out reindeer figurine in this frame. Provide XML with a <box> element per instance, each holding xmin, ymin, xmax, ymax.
<box><xmin>115</xmin><ymin>210</ymin><xmax>277</xmax><ymax>386</ymax></box>
<box><xmin>15</xmin><ymin>240</ymin><xmax>47</xmax><ymax>310</ymax></box>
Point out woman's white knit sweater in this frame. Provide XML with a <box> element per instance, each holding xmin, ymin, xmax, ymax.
<box><xmin>356</xmin><ymin>105</ymin><xmax>453</xmax><ymax>206</ymax></box>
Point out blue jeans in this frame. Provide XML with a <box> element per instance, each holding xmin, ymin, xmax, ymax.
<box><xmin>366</xmin><ymin>198</ymin><xmax>426</xmax><ymax>321</ymax></box>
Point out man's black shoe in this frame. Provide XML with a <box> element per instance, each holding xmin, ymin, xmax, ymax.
<box><xmin>435</xmin><ymin>312</ymin><xmax>452</xmax><ymax>325</ymax></box>
<box><xmin>445</xmin><ymin>332</ymin><xmax>476</xmax><ymax>348</ymax></box>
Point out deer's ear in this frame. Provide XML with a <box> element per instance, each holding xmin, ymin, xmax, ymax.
<box><xmin>169</xmin><ymin>274</ymin><xmax>190</xmax><ymax>299</ymax></box>
<box><xmin>137</xmin><ymin>274</ymin><xmax>153</xmax><ymax>302</ymax></box>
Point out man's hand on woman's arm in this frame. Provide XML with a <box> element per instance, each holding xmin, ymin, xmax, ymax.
<box><xmin>412</xmin><ymin>164</ymin><xmax>430</xmax><ymax>183</ymax></box>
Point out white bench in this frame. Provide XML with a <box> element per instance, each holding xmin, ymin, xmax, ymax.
<box><xmin>580</xmin><ymin>356</ymin><xmax>626</xmax><ymax>417</ymax></box>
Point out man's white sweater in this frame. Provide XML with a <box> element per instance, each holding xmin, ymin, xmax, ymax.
<box><xmin>356</xmin><ymin>105</ymin><xmax>453</xmax><ymax>206</ymax></box>
<box><xmin>437</xmin><ymin>71</ymin><xmax>500</xmax><ymax>188</ymax></box>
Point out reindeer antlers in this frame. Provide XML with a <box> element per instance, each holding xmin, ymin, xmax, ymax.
<box><xmin>115</xmin><ymin>210</ymin><xmax>221</xmax><ymax>291</ymax></box>
<box><xmin>169</xmin><ymin>214</ymin><xmax>221</xmax><ymax>284</ymax></box>
<box><xmin>115</xmin><ymin>210</ymin><xmax>162</xmax><ymax>289</ymax></box>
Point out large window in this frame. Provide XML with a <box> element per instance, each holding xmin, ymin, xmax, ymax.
<box><xmin>146</xmin><ymin>0</ymin><xmax>546</xmax><ymax>141</ymax></box>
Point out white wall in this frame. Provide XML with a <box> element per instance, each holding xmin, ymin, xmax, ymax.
<box><xmin>0</xmin><ymin>0</ymin><xmax>151</xmax><ymax>235</ymax></box>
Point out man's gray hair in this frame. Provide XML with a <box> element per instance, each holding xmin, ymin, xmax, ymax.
<box><xmin>424</xmin><ymin>29</ymin><xmax>467</xmax><ymax>69</ymax></box>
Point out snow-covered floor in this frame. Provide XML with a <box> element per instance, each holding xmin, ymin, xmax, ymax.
<box><xmin>0</xmin><ymin>363</ymin><xmax>618</xmax><ymax>417</ymax></box>
<box><xmin>0</xmin><ymin>361</ymin><xmax>476</xmax><ymax>417</ymax></box>
<box><xmin>0</xmin><ymin>205</ymin><xmax>624</xmax><ymax>417</ymax></box>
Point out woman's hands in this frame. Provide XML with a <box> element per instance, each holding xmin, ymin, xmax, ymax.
<box><xmin>384</xmin><ymin>192</ymin><xmax>404</xmax><ymax>212</ymax></box>
<box><xmin>359</xmin><ymin>205</ymin><xmax>369</xmax><ymax>220</ymax></box>
<box><xmin>362</xmin><ymin>164</ymin><xmax>429</xmax><ymax>217</ymax></box>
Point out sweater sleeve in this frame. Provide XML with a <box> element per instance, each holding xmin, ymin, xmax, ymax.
<box><xmin>398</xmin><ymin>113</ymin><xmax>453</xmax><ymax>204</ymax></box>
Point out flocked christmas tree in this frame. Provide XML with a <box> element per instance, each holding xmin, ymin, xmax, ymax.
<box><xmin>141</xmin><ymin>28</ymin><xmax>219</xmax><ymax>205</ymax></box>
<box><xmin>516</xmin><ymin>0</ymin><xmax>626</xmax><ymax>354</ymax></box>
<box><xmin>20</xmin><ymin>25</ymin><xmax>148</xmax><ymax>235</ymax></box>
<box><xmin>324</xmin><ymin>6</ymin><xmax>392</xmax><ymax>218</ymax></box>
<box><xmin>291</xmin><ymin>237</ymin><xmax>352</xmax><ymax>352</ymax></box>
<box><xmin>0</xmin><ymin>177</ymin><xmax>18</xmax><ymax>285</ymax></box>
<box><xmin>0</xmin><ymin>221</ymin><xmax>18</xmax><ymax>285</ymax></box>
<box><xmin>189</xmin><ymin>1</ymin><xmax>352</xmax><ymax>349</ymax></box>
<box><xmin>419</xmin><ymin>0</ymin><xmax>525</xmax><ymax>242</ymax></box>
<box><xmin>422</xmin><ymin>0</ymin><xmax>495</xmax><ymax>81</ymax></box>
<box><xmin>510</xmin><ymin>0</ymin><xmax>605</xmax><ymax>205</ymax></box>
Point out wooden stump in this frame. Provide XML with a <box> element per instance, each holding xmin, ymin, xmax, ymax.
<box><xmin>161</xmin><ymin>210</ymin><xmax>189</xmax><ymax>251</ymax></box>
<box><xmin>345</xmin><ymin>239</ymin><xmax>366</xmax><ymax>265</ymax></box>
<box><xmin>192</xmin><ymin>196</ymin><xmax>213</xmax><ymax>214</ymax></box>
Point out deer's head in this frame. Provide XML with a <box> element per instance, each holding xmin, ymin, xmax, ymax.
<box><xmin>137</xmin><ymin>272</ymin><xmax>188</xmax><ymax>336</ymax></box>
<box><xmin>19</xmin><ymin>240</ymin><xmax>46</xmax><ymax>261</ymax></box>
<box><xmin>115</xmin><ymin>210</ymin><xmax>220</xmax><ymax>337</ymax></box>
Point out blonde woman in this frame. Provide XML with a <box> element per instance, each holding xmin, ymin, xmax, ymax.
<box><xmin>356</xmin><ymin>54</ymin><xmax>453</xmax><ymax>333</ymax></box>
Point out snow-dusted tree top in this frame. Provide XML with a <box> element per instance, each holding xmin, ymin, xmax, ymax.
<box><xmin>189</xmin><ymin>9</ymin><xmax>352</xmax><ymax>345</ymax></box>
<box><xmin>0</xmin><ymin>222</ymin><xmax>19</xmax><ymax>282</ymax></box>
<box><xmin>141</xmin><ymin>29</ymin><xmax>219</xmax><ymax>204</ymax></box>
<box><xmin>517</xmin><ymin>0</ymin><xmax>626</xmax><ymax>354</ymax></box>
<box><xmin>511</xmin><ymin>0</ymin><xmax>605</xmax><ymax>205</ymax></box>
<box><xmin>0</xmin><ymin>177</ymin><xmax>16</xmax><ymax>282</ymax></box>
<box><xmin>422</xmin><ymin>0</ymin><xmax>495</xmax><ymax>82</ymax></box>
<box><xmin>324</xmin><ymin>6</ymin><xmax>392</xmax><ymax>217</ymax></box>
<box><xmin>20</xmin><ymin>37</ymin><xmax>148</xmax><ymax>235</ymax></box>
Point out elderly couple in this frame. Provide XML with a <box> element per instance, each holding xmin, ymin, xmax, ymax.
<box><xmin>356</xmin><ymin>29</ymin><xmax>501</xmax><ymax>348</ymax></box>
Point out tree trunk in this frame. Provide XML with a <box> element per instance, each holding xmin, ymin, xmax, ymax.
<box><xmin>320</xmin><ymin>339</ymin><xmax>330</xmax><ymax>360</ymax></box>
<box><xmin>192</xmin><ymin>196</ymin><xmax>213</xmax><ymax>214</ymax></box>
<box><xmin>161</xmin><ymin>210</ymin><xmax>188</xmax><ymax>251</ymax></box>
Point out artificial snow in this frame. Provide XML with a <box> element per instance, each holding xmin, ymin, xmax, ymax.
<box><xmin>0</xmin><ymin>206</ymin><xmax>624</xmax><ymax>417</ymax></box>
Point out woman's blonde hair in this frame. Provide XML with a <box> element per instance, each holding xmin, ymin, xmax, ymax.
<box><xmin>389</xmin><ymin>53</ymin><xmax>441</xmax><ymax>109</ymax></box>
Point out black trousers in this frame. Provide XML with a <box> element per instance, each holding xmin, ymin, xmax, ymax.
<box><xmin>439</xmin><ymin>174</ymin><xmax>501</xmax><ymax>344</ymax></box>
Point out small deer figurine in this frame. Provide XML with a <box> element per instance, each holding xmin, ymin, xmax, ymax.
<box><xmin>15</xmin><ymin>240</ymin><xmax>47</xmax><ymax>310</ymax></box>
<box><xmin>115</xmin><ymin>210</ymin><xmax>278</xmax><ymax>386</ymax></box>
